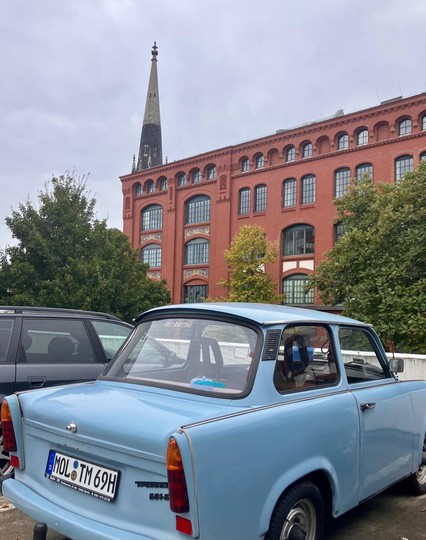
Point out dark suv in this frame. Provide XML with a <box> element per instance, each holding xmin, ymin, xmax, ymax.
<box><xmin>0</xmin><ymin>306</ymin><xmax>133</xmax><ymax>476</ymax></box>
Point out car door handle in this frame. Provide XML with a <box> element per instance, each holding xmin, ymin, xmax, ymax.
<box><xmin>360</xmin><ymin>402</ymin><xmax>376</xmax><ymax>411</ymax></box>
<box><xmin>28</xmin><ymin>376</ymin><xmax>47</xmax><ymax>388</ymax></box>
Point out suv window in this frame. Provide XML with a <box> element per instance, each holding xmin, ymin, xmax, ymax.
<box><xmin>274</xmin><ymin>324</ymin><xmax>338</xmax><ymax>392</ymax></box>
<box><xmin>0</xmin><ymin>319</ymin><xmax>13</xmax><ymax>362</ymax></box>
<box><xmin>92</xmin><ymin>320</ymin><xmax>132</xmax><ymax>360</ymax></box>
<box><xmin>19</xmin><ymin>318</ymin><xmax>95</xmax><ymax>364</ymax></box>
<box><xmin>339</xmin><ymin>326</ymin><xmax>389</xmax><ymax>383</ymax></box>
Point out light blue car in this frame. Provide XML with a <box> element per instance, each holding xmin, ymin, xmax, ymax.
<box><xmin>1</xmin><ymin>303</ymin><xmax>426</xmax><ymax>540</ymax></box>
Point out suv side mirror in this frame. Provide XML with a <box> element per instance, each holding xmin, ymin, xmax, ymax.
<box><xmin>389</xmin><ymin>358</ymin><xmax>404</xmax><ymax>373</ymax></box>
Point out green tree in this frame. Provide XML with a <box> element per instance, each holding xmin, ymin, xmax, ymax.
<box><xmin>0</xmin><ymin>172</ymin><xmax>171</xmax><ymax>321</ymax></box>
<box><xmin>212</xmin><ymin>224</ymin><xmax>282</xmax><ymax>304</ymax></box>
<box><xmin>310</xmin><ymin>162</ymin><xmax>426</xmax><ymax>353</ymax></box>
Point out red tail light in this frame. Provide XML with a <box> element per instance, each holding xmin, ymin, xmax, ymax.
<box><xmin>167</xmin><ymin>437</ymin><xmax>189</xmax><ymax>513</ymax></box>
<box><xmin>1</xmin><ymin>399</ymin><xmax>17</xmax><ymax>452</ymax></box>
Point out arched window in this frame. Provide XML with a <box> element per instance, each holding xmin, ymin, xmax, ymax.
<box><xmin>395</xmin><ymin>155</ymin><xmax>413</xmax><ymax>182</ymax></box>
<box><xmin>422</xmin><ymin>115</ymin><xmax>426</xmax><ymax>131</ymax></box>
<box><xmin>184</xmin><ymin>285</ymin><xmax>208</xmax><ymax>303</ymax></box>
<box><xmin>398</xmin><ymin>118</ymin><xmax>412</xmax><ymax>136</ymax></box>
<box><xmin>285</xmin><ymin>146</ymin><xmax>296</xmax><ymax>162</ymax></box>
<box><xmin>334</xmin><ymin>168</ymin><xmax>351</xmax><ymax>198</ymax></box>
<box><xmin>192</xmin><ymin>169</ymin><xmax>202</xmax><ymax>183</ymax></box>
<box><xmin>255</xmin><ymin>154</ymin><xmax>265</xmax><ymax>169</ymax></box>
<box><xmin>356</xmin><ymin>129</ymin><xmax>368</xmax><ymax>146</ymax></box>
<box><xmin>283</xmin><ymin>179</ymin><xmax>296</xmax><ymax>208</ymax></box>
<box><xmin>146</xmin><ymin>180</ymin><xmax>155</xmax><ymax>193</ymax></box>
<box><xmin>241</xmin><ymin>157</ymin><xmax>250</xmax><ymax>172</ymax></box>
<box><xmin>177</xmin><ymin>172</ymin><xmax>187</xmax><ymax>187</ymax></box>
<box><xmin>283</xmin><ymin>225</ymin><xmax>314</xmax><ymax>256</ymax></box>
<box><xmin>420</xmin><ymin>152</ymin><xmax>426</xmax><ymax>162</ymax></box>
<box><xmin>302</xmin><ymin>142</ymin><xmax>313</xmax><ymax>158</ymax></box>
<box><xmin>356</xmin><ymin>163</ymin><xmax>373</xmax><ymax>181</ymax></box>
<box><xmin>185</xmin><ymin>238</ymin><xmax>210</xmax><ymax>265</ymax></box>
<box><xmin>282</xmin><ymin>274</ymin><xmax>314</xmax><ymax>304</ymax></box>
<box><xmin>337</xmin><ymin>133</ymin><xmax>349</xmax><ymax>150</ymax></box>
<box><xmin>239</xmin><ymin>188</ymin><xmax>250</xmax><ymax>215</ymax></box>
<box><xmin>141</xmin><ymin>244</ymin><xmax>162</xmax><ymax>267</ymax></box>
<box><xmin>301</xmin><ymin>175</ymin><xmax>316</xmax><ymax>204</ymax></box>
<box><xmin>254</xmin><ymin>184</ymin><xmax>267</xmax><ymax>212</ymax></box>
<box><xmin>207</xmin><ymin>165</ymin><xmax>217</xmax><ymax>180</ymax></box>
<box><xmin>159</xmin><ymin>177</ymin><xmax>168</xmax><ymax>191</ymax></box>
<box><xmin>134</xmin><ymin>183</ymin><xmax>142</xmax><ymax>196</ymax></box>
<box><xmin>185</xmin><ymin>195</ymin><xmax>211</xmax><ymax>224</ymax></box>
<box><xmin>141</xmin><ymin>204</ymin><xmax>163</xmax><ymax>231</ymax></box>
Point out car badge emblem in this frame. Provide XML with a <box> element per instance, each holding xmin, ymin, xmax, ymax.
<box><xmin>66</xmin><ymin>422</ymin><xmax>77</xmax><ymax>433</ymax></box>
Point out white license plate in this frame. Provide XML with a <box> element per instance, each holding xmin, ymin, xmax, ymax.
<box><xmin>45</xmin><ymin>450</ymin><xmax>119</xmax><ymax>502</ymax></box>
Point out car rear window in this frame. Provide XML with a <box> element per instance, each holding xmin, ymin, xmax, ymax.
<box><xmin>104</xmin><ymin>317</ymin><xmax>258</xmax><ymax>396</ymax></box>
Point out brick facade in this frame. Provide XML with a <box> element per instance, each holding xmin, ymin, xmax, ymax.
<box><xmin>121</xmin><ymin>93</ymin><xmax>426</xmax><ymax>306</ymax></box>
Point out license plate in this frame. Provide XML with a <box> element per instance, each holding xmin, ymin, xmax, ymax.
<box><xmin>45</xmin><ymin>450</ymin><xmax>119</xmax><ymax>502</ymax></box>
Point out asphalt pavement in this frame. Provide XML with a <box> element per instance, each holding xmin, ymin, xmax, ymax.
<box><xmin>0</xmin><ymin>483</ymin><xmax>425</xmax><ymax>540</ymax></box>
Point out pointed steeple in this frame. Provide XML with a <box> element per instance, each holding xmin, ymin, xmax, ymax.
<box><xmin>136</xmin><ymin>42</ymin><xmax>163</xmax><ymax>171</ymax></box>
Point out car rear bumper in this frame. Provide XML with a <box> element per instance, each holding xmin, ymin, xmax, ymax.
<box><xmin>2</xmin><ymin>478</ymin><xmax>156</xmax><ymax>540</ymax></box>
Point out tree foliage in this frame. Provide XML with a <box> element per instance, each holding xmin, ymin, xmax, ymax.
<box><xmin>310</xmin><ymin>162</ymin><xmax>426</xmax><ymax>353</ymax></box>
<box><xmin>0</xmin><ymin>173</ymin><xmax>171</xmax><ymax>322</ymax></box>
<box><xmin>212</xmin><ymin>224</ymin><xmax>282</xmax><ymax>304</ymax></box>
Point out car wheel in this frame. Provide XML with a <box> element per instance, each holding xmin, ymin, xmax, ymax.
<box><xmin>0</xmin><ymin>430</ymin><xmax>13</xmax><ymax>477</ymax></box>
<box><xmin>265</xmin><ymin>480</ymin><xmax>325</xmax><ymax>540</ymax></box>
<box><xmin>407</xmin><ymin>435</ymin><xmax>426</xmax><ymax>496</ymax></box>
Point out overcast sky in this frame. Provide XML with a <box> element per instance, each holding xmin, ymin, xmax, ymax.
<box><xmin>1</xmin><ymin>0</ymin><xmax>426</xmax><ymax>249</ymax></box>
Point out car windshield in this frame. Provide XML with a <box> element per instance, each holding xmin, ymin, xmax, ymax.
<box><xmin>103</xmin><ymin>316</ymin><xmax>259</xmax><ymax>396</ymax></box>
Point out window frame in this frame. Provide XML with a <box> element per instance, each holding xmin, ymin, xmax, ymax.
<box><xmin>184</xmin><ymin>238</ymin><xmax>210</xmax><ymax>265</ymax></box>
<box><xmin>301</xmin><ymin>175</ymin><xmax>316</xmax><ymax>205</ymax></box>
<box><xmin>286</xmin><ymin>146</ymin><xmax>296</xmax><ymax>162</ymax></box>
<box><xmin>334</xmin><ymin>168</ymin><xmax>351</xmax><ymax>198</ymax></box>
<box><xmin>337</xmin><ymin>133</ymin><xmax>349</xmax><ymax>150</ymax></box>
<box><xmin>241</xmin><ymin>157</ymin><xmax>250</xmax><ymax>172</ymax></box>
<box><xmin>282</xmin><ymin>274</ymin><xmax>314</xmax><ymax>304</ymax></box>
<box><xmin>185</xmin><ymin>195</ymin><xmax>211</xmax><ymax>225</ymax></box>
<box><xmin>356</xmin><ymin>163</ymin><xmax>373</xmax><ymax>181</ymax></box>
<box><xmin>183</xmin><ymin>285</ymin><xmax>208</xmax><ymax>303</ymax></box>
<box><xmin>398</xmin><ymin>118</ymin><xmax>412</xmax><ymax>136</ymax></box>
<box><xmin>254</xmin><ymin>184</ymin><xmax>267</xmax><ymax>212</ymax></box>
<box><xmin>283</xmin><ymin>178</ymin><xmax>297</xmax><ymax>208</ymax></box>
<box><xmin>283</xmin><ymin>225</ymin><xmax>315</xmax><ymax>256</ymax></box>
<box><xmin>239</xmin><ymin>187</ymin><xmax>251</xmax><ymax>215</ymax></box>
<box><xmin>255</xmin><ymin>154</ymin><xmax>265</xmax><ymax>169</ymax></box>
<box><xmin>302</xmin><ymin>142</ymin><xmax>313</xmax><ymax>159</ymax></box>
<box><xmin>357</xmin><ymin>129</ymin><xmax>369</xmax><ymax>146</ymax></box>
<box><xmin>142</xmin><ymin>204</ymin><xmax>163</xmax><ymax>231</ymax></box>
<box><xmin>141</xmin><ymin>243</ymin><xmax>162</xmax><ymax>268</ymax></box>
<box><xmin>395</xmin><ymin>155</ymin><xmax>414</xmax><ymax>182</ymax></box>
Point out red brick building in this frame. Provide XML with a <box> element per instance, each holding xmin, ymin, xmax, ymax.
<box><xmin>121</xmin><ymin>81</ymin><xmax>426</xmax><ymax>305</ymax></box>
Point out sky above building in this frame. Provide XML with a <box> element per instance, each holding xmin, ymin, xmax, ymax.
<box><xmin>1</xmin><ymin>0</ymin><xmax>426</xmax><ymax>249</ymax></box>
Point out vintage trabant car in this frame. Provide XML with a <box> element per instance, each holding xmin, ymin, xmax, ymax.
<box><xmin>1</xmin><ymin>303</ymin><xmax>426</xmax><ymax>540</ymax></box>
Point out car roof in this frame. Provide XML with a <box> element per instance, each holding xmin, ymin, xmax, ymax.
<box><xmin>0</xmin><ymin>306</ymin><xmax>125</xmax><ymax>322</ymax></box>
<box><xmin>138</xmin><ymin>302</ymin><xmax>366</xmax><ymax>327</ymax></box>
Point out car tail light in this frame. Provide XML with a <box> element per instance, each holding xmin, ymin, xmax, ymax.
<box><xmin>167</xmin><ymin>437</ymin><xmax>189</xmax><ymax>514</ymax></box>
<box><xmin>1</xmin><ymin>399</ymin><xmax>17</xmax><ymax>452</ymax></box>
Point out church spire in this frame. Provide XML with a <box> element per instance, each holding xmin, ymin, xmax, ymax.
<box><xmin>136</xmin><ymin>42</ymin><xmax>163</xmax><ymax>171</ymax></box>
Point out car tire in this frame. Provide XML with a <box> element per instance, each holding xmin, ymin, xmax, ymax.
<box><xmin>265</xmin><ymin>480</ymin><xmax>325</xmax><ymax>540</ymax></box>
<box><xmin>406</xmin><ymin>435</ymin><xmax>426</xmax><ymax>496</ymax></box>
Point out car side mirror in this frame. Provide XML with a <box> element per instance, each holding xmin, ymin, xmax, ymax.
<box><xmin>389</xmin><ymin>358</ymin><xmax>404</xmax><ymax>373</ymax></box>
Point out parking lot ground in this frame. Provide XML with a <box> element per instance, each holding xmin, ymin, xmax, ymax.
<box><xmin>1</xmin><ymin>484</ymin><xmax>425</xmax><ymax>540</ymax></box>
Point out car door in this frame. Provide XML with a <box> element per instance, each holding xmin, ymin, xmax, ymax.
<box><xmin>15</xmin><ymin>317</ymin><xmax>107</xmax><ymax>392</ymax></box>
<box><xmin>339</xmin><ymin>326</ymin><xmax>413</xmax><ymax>501</ymax></box>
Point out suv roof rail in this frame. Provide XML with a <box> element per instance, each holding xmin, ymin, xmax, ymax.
<box><xmin>0</xmin><ymin>306</ymin><xmax>121</xmax><ymax>320</ymax></box>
